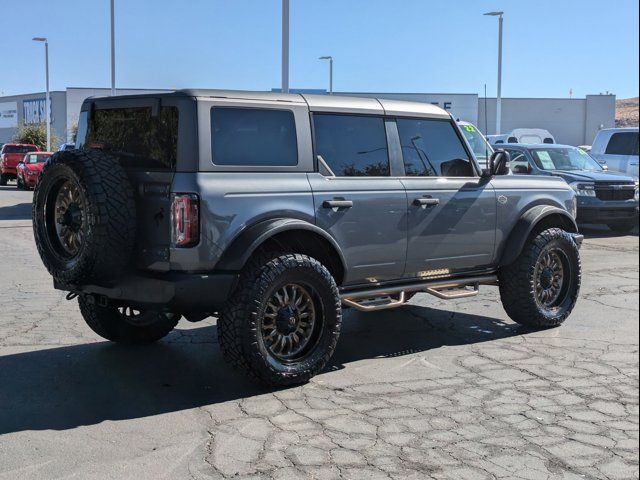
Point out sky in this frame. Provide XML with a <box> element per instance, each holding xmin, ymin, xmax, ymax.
<box><xmin>1</xmin><ymin>0</ymin><xmax>638</xmax><ymax>99</ymax></box>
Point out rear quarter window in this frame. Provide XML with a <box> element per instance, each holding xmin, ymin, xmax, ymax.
<box><xmin>605</xmin><ymin>132</ymin><xmax>639</xmax><ymax>155</ymax></box>
<box><xmin>210</xmin><ymin>107</ymin><xmax>298</xmax><ymax>167</ymax></box>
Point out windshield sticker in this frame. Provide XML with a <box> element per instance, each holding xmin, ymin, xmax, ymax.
<box><xmin>577</xmin><ymin>148</ymin><xmax>588</xmax><ymax>155</ymax></box>
<box><xmin>537</xmin><ymin>151</ymin><xmax>555</xmax><ymax>169</ymax></box>
<box><xmin>462</xmin><ymin>125</ymin><xmax>476</xmax><ymax>133</ymax></box>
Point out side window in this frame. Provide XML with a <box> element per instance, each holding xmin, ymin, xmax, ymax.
<box><xmin>313</xmin><ymin>114</ymin><xmax>389</xmax><ymax>176</ymax></box>
<box><xmin>605</xmin><ymin>132</ymin><xmax>638</xmax><ymax>155</ymax></box>
<box><xmin>211</xmin><ymin>107</ymin><xmax>298</xmax><ymax>166</ymax></box>
<box><xmin>396</xmin><ymin>118</ymin><xmax>474</xmax><ymax>177</ymax></box>
<box><xmin>507</xmin><ymin>149</ymin><xmax>531</xmax><ymax>174</ymax></box>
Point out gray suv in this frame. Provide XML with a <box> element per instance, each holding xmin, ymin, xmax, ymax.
<box><xmin>33</xmin><ymin>90</ymin><xmax>583</xmax><ymax>386</ymax></box>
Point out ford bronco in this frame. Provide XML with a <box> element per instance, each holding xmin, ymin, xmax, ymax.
<box><xmin>32</xmin><ymin>90</ymin><xmax>583</xmax><ymax>386</ymax></box>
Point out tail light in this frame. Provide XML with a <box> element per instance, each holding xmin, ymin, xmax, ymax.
<box><xmin>171</xmin><ymin>193</ymin><xmax>199</xmax><ymax>248</ymax></box>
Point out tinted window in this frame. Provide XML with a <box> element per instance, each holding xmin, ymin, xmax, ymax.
<box><xmin>506</xmin><ymin>149</ymin><xmax>531</xmax><ymax>174</ymax></box>
<box><xmin>211</xmin><ymin>108</ymin><xmax>297</xmax><ymax>167</ymax></box>
<box><xmin>396</xmin><ymin>119</ymin><xmax>473</xmax><ymax>177</ymax></box>
<box><xmin>313</xmin><ymin>114</ymin><xmax>389</xmax><ymax>176</ymax></box>
<box><xmin>83</xmin><ymin>106</ymin><xmax>178</xmax><ymax>169</ymax></box>
<box><xmin>605</xmin><ymin>132</ymin><xmax>639</xmax><ymax>155</ymax></box>
<box><xmin>3</xmin><ymin>145</ymin><xmax>37</xmax><ymax>154</ymax></box>
<box><xmin>27</xmin><ymin>154</ymin><xmax>49</xmax><ymax>164</ymax></box>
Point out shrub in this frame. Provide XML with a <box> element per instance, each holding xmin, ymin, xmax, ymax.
<box><xmin>12</xmin><ymin>123</ymin><xmax>59</xmax><ymax>151</ymax></box>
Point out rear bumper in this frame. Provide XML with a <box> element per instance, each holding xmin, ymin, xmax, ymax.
<box><xmin>54</xmin><ymin>271</ymin><xmax>239</xmax><ymax>312</ymax></box>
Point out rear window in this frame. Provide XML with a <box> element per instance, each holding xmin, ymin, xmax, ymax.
<box><xmin>313</xmin><ymin>114</ymin><xmax>390</xmax><ymax>176</ymax></box>
<box><xmin>3</xmin><ymin>145</ymin><xmax>37</xmax><ymax>154</ymax></box>
<box><xmin>80</xmin><ymin>106</ymin><xmax>178</xmax><ymax>169</ymax></box>
<box><xmin>605</xmin><ymin>132</ymin><xmax>639</xmax><ymax>155</ymax></box>
<box><xmin>210</xmin><ymin>107</ymin><xmax>298</xmax><ymax>167</ymax></box>
<box><xmin>27</xmin><ymin>154</ymin><xmax>50</xmax><ymax>164</ymax></box>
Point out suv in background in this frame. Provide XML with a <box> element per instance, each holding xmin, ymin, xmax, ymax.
<box><xmin>33</xmin><ymin>90</ymin><xmax>583</xmax><ymax>386</ymax></box>
<box><xmin>488</xmin><ymin>128</ymin><xmax>556</xmax><ymax>146</ymax></box>
<box><xmin>590</xmin><ymin>128</ymin><xmax>639</xmax><ymax>180</ymax></box>
<box><xmin>1</xmin><ymin>143</ymin><xmax>40</xmax><ymax>185</ymax></box>
<box><xmin>504</xmin><ymin>144</ymin><xmax>639</xmax><ymax>233</ymax></box>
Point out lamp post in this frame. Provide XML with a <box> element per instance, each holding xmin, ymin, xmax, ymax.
<box><xmin>484</xmin><ymin>11</ymin><xmax>503</xmax><ymax>135</ymax></box>
<box><xmin>32</xmin><ymin>37</ymin><xmax>50</xmax><ymax>151</ymax></box>
<box><xmin>282</xmin><ymin>0</ymin><xmax>290</xmax><ymax>93</ymax></box>
<box><xmin>110</xmin><ymin>0</ymin><xmax>116</xmax><ymax>95</ymax></box>
<box><xmin>319</xmin><ymin>56</ymin><xmax>333</xmax><ymax>94</ymax></box>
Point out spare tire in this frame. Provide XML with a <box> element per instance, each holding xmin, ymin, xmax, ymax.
<box><xmin>33</xmin><ymin>150</ymin><xmax>136</xmax><ymax>283</ymax></box>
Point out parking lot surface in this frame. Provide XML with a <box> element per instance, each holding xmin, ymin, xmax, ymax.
<box><xmin>0</xmin><ymin>185</ymin><xmax>638</xmax><ymax>480</ymax></box>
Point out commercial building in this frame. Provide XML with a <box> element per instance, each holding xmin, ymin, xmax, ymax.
<box><xmin>1</xmin><ymin>87</ymin><xmax>615</xmax><ymax>147</ymax></box>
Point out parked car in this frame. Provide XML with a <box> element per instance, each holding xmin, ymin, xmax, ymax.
<box><xmin>590</xmin><ymin>127</ymin><xmax>639</xmax><ymax>180</ymax></box>
<box><xmin>16</xmin><ymin>151</ymin><xmax>53</xmax><ymax>190</ymax></box>
<box><xmin>458</xmin><ymin>121</ymin><xmax>494</xmax><ymax>169</ymax></box>
<box><xmin>487</xmin><ymin>128</ymin><xmax>555</xmax><ymax>146</ymax></box>
<box><xmin>57</xmin><ymin>142</ymin><xmax>76</xmax><ymax>151</ymax></box>
<box><xmin>33</xmin><ymin>90</ymin><xmax>583</xmax><ymax>386</ymax></box>
<box><xmin>0</xmin><ymin>143</ymin><xmax>40</xmax><ymax>185</ymax></box>
<box><xmin>503</xmin><ymin>144</ymin><xmax>639</xmax><ymax>233</ymax></box>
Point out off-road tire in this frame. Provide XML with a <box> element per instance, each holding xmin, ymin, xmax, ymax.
<box><xmin>499</xmin><ymin>228</ymin><xmax>581</xmax><ymax>328</ymax></box>
<box><xmin>32</xmin><ymin>150</ymin><xmax>136</xmax><ymax>283</ymax></box>
<box><xmin>0</xmin><ymin>174</ymin><xmax>7</xmax><ymax>186</ymax></box>
<box><xmin>607</xmin><ymin>221</ymin><xmax>636</xmax><ymax>234</ymax></box>
<box><xmin>218</xmin><ymin>253</ymin><xmax>342</xmax><ymax>386</ymax></box>
<box><xmin>78</xmin><ymin>296</ymin><xmax>180</xmax><ymax>344</ymax></box>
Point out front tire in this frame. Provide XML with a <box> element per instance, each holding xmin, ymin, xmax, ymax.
<box><xmin>499</xmin><ymin>228</ymin><xmax>581</xmax><ymax>328</ymax></box>
<box><xmin>218</xmin><ymin>253</ymin><xmax>342</xmax><ymax>386</ymax></box>
<box><xmin>78</xmin><ymin>296</ymin><xmax>180</xmax><ymax>344</ymax></box>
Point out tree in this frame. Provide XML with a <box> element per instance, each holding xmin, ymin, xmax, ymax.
<box><xmin>12</xmin><ymin>123</ymin><xmax>59</xmax><ymax>151</ymax></box>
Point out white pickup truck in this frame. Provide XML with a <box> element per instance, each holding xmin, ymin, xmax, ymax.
<box><xmin>590</xmin><ymin>128</ymin><xmax>639</xmax><ymax>180</ymax></box>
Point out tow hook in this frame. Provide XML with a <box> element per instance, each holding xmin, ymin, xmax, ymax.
<box><xmin>81</xmin><ymin>293</ymin><xmax>109</xmax><ymax>307</ymax></box>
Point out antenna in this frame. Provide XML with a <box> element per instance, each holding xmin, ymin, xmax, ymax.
<box><xmin>484</xmin><ymin>84</ymin><xmax>489</xmax><ymax>161</ymax></box>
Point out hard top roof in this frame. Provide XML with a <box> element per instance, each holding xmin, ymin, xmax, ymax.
<box><xmin>85</xmin><ymin>89</ymin><xmax>450</xmax><ymax>118</ymax></box>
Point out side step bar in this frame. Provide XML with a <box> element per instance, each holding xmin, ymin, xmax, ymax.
<box><xmin>340</xmin><ymin>275</ymin><xmax>497</xmax><ymax>312</ymax></box>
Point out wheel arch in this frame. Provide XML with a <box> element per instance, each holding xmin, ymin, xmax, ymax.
<box><xmin>499</xmin><ymin>205</ymin><xmax>578</xmax><ymax>267</ymax></box>
<box><xmin>214</xmin><ymin>218</ymin><xmax>347</xmax><ymax>285</ymax></box>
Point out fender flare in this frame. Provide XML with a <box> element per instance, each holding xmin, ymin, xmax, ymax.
<box><xmin>214</xmin><ymin>218</ymin><xmax>347</xmax><ymax>272</ymax></box>
<box><xmin>499</xmin><ymin>205</ymin><xmax>578</xmax><ymax>267</ymax></box>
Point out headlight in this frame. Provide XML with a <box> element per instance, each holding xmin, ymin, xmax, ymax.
<box><xmin>570</xmin><ymin>182</ymin><xmax>596</xmax><ymax>197</ymax></box>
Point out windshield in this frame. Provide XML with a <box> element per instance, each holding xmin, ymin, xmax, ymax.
<box><xmin>3</xmin><ymin>145</ymin><xmax>37</xmax><ymax>154</ymax></box>
<box><xmin>26</xmin><ymin>154</ymin><xmax>50</xmax><ymax>164</ymax></box>
<box><xmin>531</xmin><ymin>147</ymin><xmax>603</xmax><ymax>172</ymax></box>
<box><xmin>460</xmin><ymin>124</ymin><xmax>493</xmax><ymax>162</ymax></box>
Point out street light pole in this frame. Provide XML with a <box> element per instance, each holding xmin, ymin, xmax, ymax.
<box><xmin>33</xmin><ymin>37</ymin><xmax>50</xmax><ymax>151</ymax></box>
<box><xmin>484</xmin><ymin>11</ymin><xmax>504</xmax><ymax>135</ymax></box>
<box><xmin>110</xmin><ymin>0</ymin><xmax>116</xmax><ymax>96</ymax></box>
<box><xmin>319</xmin><ymin>56</ymin><xmax>333</xmax><ymax>94</ymax></box>
<box><xmin>282</xmin><ymin>0</ymin><xmax>290</xmax><ymax>93</ymax></box>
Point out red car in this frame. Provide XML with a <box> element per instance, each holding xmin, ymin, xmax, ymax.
<box><xmin>16</xmin><ymin>151</ymin><xmax>53</xmax><ymax>190</ymax></box>
<box><xmin>0</xmin><ymin>143</ymin><xmax>40</xmax><ymax>185</ymax></box>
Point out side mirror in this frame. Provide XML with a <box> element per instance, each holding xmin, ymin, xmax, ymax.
<box><xmin>489</xmin><ymin>150</ymin><xmax>511</xmax><ymax>176</ymax></box>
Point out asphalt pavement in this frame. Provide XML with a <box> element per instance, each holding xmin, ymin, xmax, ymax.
<box><xmin>0</xmin><ymin>184</ymin><xmax>638</xmax><ymax>480</ymax></box>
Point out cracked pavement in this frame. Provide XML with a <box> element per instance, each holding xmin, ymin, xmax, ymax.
<box><xmin>0</xmin><ymin>187</ymin><xmax>638</xmax><ymax>480</ymax></box>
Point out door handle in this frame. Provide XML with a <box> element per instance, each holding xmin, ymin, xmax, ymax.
<box><xmin>413</xmin><ymin>197</ymin><xmax>440</xmax><ymax>207</ymax></box>
<box><xmin>322</xmin><ymin>199</ymin><xmax>353</xmax><ymax>209</ymax></box>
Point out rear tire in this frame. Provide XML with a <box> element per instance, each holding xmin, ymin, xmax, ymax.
<box><xmin>499</xmin><ymin>228</ymin><xmax>581</xmax><ymax>328</ymax></box>
<box><xmin>78</xmin><ymin>296</ymin><xmax>180</xmax><ymax>344</ymax></box>
<box><xmin>607</xmin><ymin>221</ymin><xmax>636</xmax><ymax>234</ymax></box>
<box><xmin>218</xmin><ymin>253</ymin><xmax>342</xmax><ymax>386</ymax></box>
<box><xmin>0</xmin><ymin>174</ymin><xmax>7</xmax><ymax>186</ymax></box>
